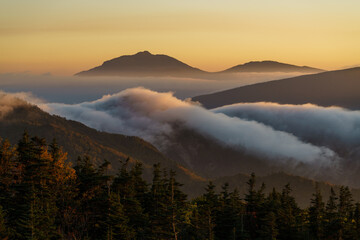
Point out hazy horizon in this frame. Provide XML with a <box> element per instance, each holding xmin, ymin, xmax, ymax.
<box><xmin>0</xmin><ymin>71</ymin><xmax>306</xmax><ymax>103</ymax></box>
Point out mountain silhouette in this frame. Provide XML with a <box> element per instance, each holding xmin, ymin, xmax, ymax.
<box><xmin>76</xmin><ymin>51</ymin><xmax>207</xmax><ymax>77</ymax></box>
<box><xmin>221</xmin><ymin>60</ymin><xmax>324</xmax><ymax>73</ymax></box>
<box><xmin>193</xmin><ymin>67</ymin><xmax>360</xmax><ymax>110</ymax></box>
<box><xmin>75</xmin><ymin>51</ymin><xmax>323</xmax><ymax>77</ymax></box>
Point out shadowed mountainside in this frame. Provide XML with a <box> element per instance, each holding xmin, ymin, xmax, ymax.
<box><xmin>0</xmin><ymin>103</ymin><xmax>206</xmax><ymax>196</ymax></box>
<box><xmin>193</xmin><ymin>67</ymin><xmax>360</xmax><ymax>109</ymax></box>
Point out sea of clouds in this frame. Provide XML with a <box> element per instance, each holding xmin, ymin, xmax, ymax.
<box><xmin>3</xmin><ymin>87</ymin><xmax>360</xmax><ymax>184</ymax></box>
<box><xmin>37</xmin><ymin>88</ymin><xmax>342</xmax><ymax>166</ymax></box>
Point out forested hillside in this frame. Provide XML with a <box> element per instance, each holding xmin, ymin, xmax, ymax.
<box><xmin>1</xmin><ymin>135</ymin><xmax>360</xmax><ymax>239</ymax></box>
<box><xmin>1</xmin><ymin>99</ymin><xmax>360</xmax><ymax>207</ymax></box>
<box><xmin>0</xmin><ymin>102</ymin><xmax>205</xmax><ymax>195</ymax></box>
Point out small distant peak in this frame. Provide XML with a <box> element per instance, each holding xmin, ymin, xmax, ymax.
<box><xmin>135</xmin><ymin>51</ymin><xmax>152</xmax><ymax>56</ymax></box>
<box><xmin>246</xmin><ymin>60</ymin><xmax>278</xmax><ymax>64</ymax></box>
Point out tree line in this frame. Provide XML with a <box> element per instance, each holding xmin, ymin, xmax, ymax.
<box><xmin>0</xmin><ymin>133</ymin><xmax>360</xmax><ymax>239</ymax></box>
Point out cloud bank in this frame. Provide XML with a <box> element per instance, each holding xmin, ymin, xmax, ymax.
<box><xmin>213</xmin><ymin>102</ymin><xmax>360</xmax><ymax>149</ymax></box>
<box><xmin>39</xmin><ymin>88</ymin><xmax>336</xmax><ymax>167</ymax></box>
<box><xmin>0</xmin><ymin>72</ymin><xmax>305</xmax><ymax>103</ymax></box>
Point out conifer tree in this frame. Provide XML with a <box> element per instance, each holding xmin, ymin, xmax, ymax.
<box><xmin>112</xmin><ymin>159</ymin><xmax>148</xmax><ymax>239</ymax></box>
<box><xmin>7</xmin><ymin>132</ymin><xmax>34</xmax><ymax>239</ymax></box>
<box><xmin>338</xmin><ymin>186</ymin><xmax>354</xmax><ymax>239</ymax></box>
<box><xmin>229</xmin><ymin>188</ymin><xmax>245</xmax><ymax>239</ymax></box>
<box><xmin>167</xmin><ymin>169</ymin><xmax>187</xmax><ymax>240</ymax></box>
<box><xmin>277</xmin><ymin>183</ymin><xmax>301</xmax><ymax>240</ymax></box>
<box><xmin>9</xmin><ymin>134</ymin><xmax>60</xmax><ymax>239</ymax></box>
<box><xmin>324</xmin><ymin>187</ymin><xmax>339</xmax><ymax>239</ymax></box>
<box><xmin>215</xmin><ymin>182</ymin><xmax>237</xmax><ymax>240</ymax></box>
<box><xmin>130</xmin><ymin>162</ymin><xmax>150</xmax><ymax>238</ymax></box>
<box><xmin>202</xmin><ymin>181</ymin><xmax>218</xmax><ymax>240</ymax></box>
<box><xmin>244</xmin><ymin>173</ymin><xmax>266</xmax><ymax>239</ymax></box>
<box><xmin>188</xmin><ymin>181</ymin><xmax>219</xmax><ymax>240</ymax></box>
<box><xmin>258</xmin><ymin>188</ymin><xmax>281</xmax><ymax>240</ymax></box>
<box><xmin>149</xmin><ymin>163</ymin><xmax>172</xmax><ymax>239</ymax></box>
<box><xmin>106</xmin><ymin>192</ymin><xmax>135</xmax><ymax>240</ymax></box>
<box><xmin>308</xmin><ymin>185</ymin><xmax>325</xmax><ymax>239</ymax></box>
<box><xmin>74</xmin><ymin>156</ymin><xmax>111</xmax><ymax>239</ymax></box>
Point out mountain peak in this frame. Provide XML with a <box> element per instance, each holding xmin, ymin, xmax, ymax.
<box><xmin>135</xmin><ymin>50</ymin><xmax>152</xmax><ymax>56</ymax></box>
<box><xmin>75</xmin><ymin>51</ymin><xmax>205</xmax><ymax>77</ymax></box>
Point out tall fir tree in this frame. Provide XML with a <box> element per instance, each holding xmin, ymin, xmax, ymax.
<box><xmin>258</xmin><ymin>188</ymin><xmax>281</xmax><ymax>240</ymax></box>
<box><xmin>149</xmin><ymin>163</ymin><xmax>172</xmax><ymax>239</ymax></box>
<box><xmin>74</xmin><ymin>156</ymin><xmax>112</xmax><ymax>239</ymax></box>
<box><xmin>338</xmin><ymin>186</ymin><xmax>354</xmax><ymax>240</ymax></box>
<box><xmin>112</xmin><ymin>159</ymin><xmax>149</xmax><ymax>239</ymax></box>
<box><xmin>214</xmin><ymin>183</ymin><xmax>236</xmax><ymax>240</ymax></box>
<box><xmin>277</xmin><ymin>183</ymin><xmax>301</xmax><ymax>240</ymax></box>
<box><xmin>106</xmin><ymin>192</ymin><xmax>135</xmax><ymax>240</ymax></box>
<box><xmin>308</xmin><ymin>185</ymin><xmax>325</xmax><ymax>240</ymax></box>
<box><xmin>229</xmin><ymin>188</ymin><xmax>245</xmax><ymax>240</ymax></box>
<box><xmin>9</xmin><ymin>134</ymin><xmax>60</xmax><ymax>239</ymax></box>
<box><xmin>324</xmin><ymin>187</ymin><xmax>340</xmax><ymax>240</ymax></box>
<box><xmin>244</xmin><ymin>173</ymin><xmax>266</xmax><ymax>240</ymax></box>
<box><xmin>167</xmin><ymin>169</ymin><xmax>187</xmax><ymax>240</ymax></box>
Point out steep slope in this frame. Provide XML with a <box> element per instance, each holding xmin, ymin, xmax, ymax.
<box><xmin>222</xmin><ymin>60</ymin><xmax>323</xmax><ymax>73</ymax></box>
<box><xmin>193</xmin><ymin>67</ymin><xmax>360</xmax><ymax>109</ymax></box>
<box><xmin>0</xmin><ymin>102</ymin><xmax>206</xmax><ymax>195</ymax></box>
<box><xmin>161</xmin><ymin>126</ymin><xmax>271</xmax><ymax>178</ymax></box>
<box><xmin>75</xmin><ymin>51</ymin><xmax>207</xmax><ymax>77</ymax></box>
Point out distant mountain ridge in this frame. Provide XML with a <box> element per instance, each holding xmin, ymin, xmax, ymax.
<box><xmin>221</xmin><ymin>60</ymin><xmax>323</xmax><ymax>73</ymax></box>
<box><xmin>75</xmin><ymin>51</ymin><xmax>324</xmax><ymax>77</ymax></box>
<box><xmin>193</xmin><ymin>67</ymin><xmax>360</xmax><ymax>110</ymax></box>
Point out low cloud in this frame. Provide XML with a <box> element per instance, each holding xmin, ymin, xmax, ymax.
<box><xmin>213</xmin><ymin>102</ymin><xmax>360</xmax><ymax>150</ymax></box>
<box><xmin>41</xmin><ymin>88</ymin><xmax>337</xmax><ymax>167</ymax></box>
<box><xmin>0</xmin><ymin>91</ymin><xmax>43</xmax><ymax>119</ymax></box>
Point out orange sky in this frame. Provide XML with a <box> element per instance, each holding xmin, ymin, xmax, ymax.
<box><xmin>1</xmin><ymin>0</ymin><xmax>359</xmax><ymax>75</ymax></box>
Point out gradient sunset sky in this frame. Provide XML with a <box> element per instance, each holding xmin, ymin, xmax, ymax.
<box><xmin>1</xmin><ymin>0</ymin><xmax>359</xmax><ymax>75</ymax></box>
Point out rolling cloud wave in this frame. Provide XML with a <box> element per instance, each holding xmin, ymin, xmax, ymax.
<box><xmin>39</xmin><ymin>88</ymin><xmax>337</xmax><ymax>166</ymax></box>
<box><xmin>213</xmin><ymin>102</ymin><xmax>360</xmax><ymax>150</ymax></box>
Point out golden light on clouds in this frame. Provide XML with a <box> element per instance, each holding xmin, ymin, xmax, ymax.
<box><xmin>1</xmin><ymin>0</ymin><xmax>359</xmax><ymax>75</ymax></box>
